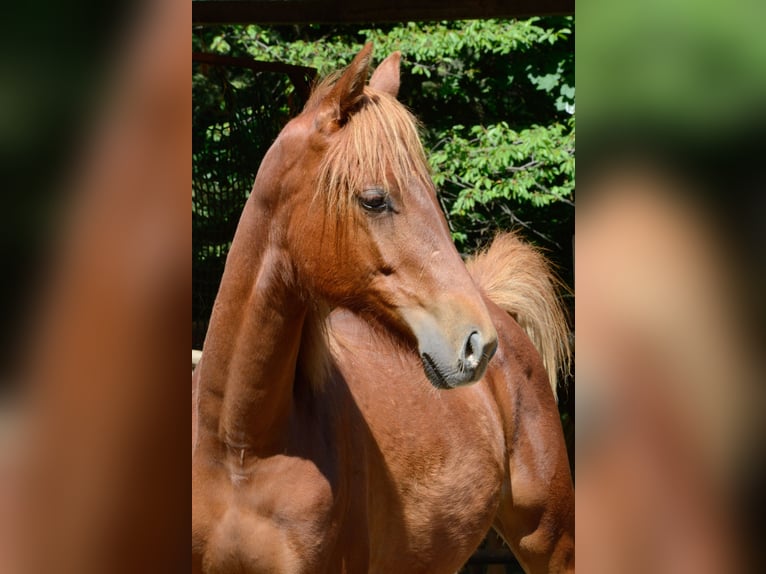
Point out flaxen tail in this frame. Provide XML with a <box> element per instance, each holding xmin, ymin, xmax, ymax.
<box><xmin>466</xmin><ymin>232</ymin><xmax>571</xmax><ymax>401</ymax></box>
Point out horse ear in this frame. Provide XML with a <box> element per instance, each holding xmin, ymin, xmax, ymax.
<box><xmin>324</xmin><ymin>43</ymin><xmax>373</xmax><ymax>127</ymax></box>
<box><xmin>369</xmin><ymin>51</ymin><xmax>401</xmax><ymax>98</ymax></box>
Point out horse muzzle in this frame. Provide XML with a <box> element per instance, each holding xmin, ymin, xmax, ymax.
<box><xmin>403</xmin><ymin>307</ymin><xmax>498</xmax><ymax>389</ymax></box>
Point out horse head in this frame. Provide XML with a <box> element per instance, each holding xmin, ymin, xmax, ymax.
<box><xmin>253</xmin><ymin>44</ymin><xmax>498</xmax><ymax>389</ymax></box>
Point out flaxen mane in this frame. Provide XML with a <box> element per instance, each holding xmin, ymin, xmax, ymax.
<box><xmin>309</xmin><ymin>78</ymin><xmax>434</xmax><ymax>213</ymax></box>
<box><xmin>466</xmin><ymin>232</ymin><xmax>571</xmax><ymax>400</ymax></box>
<box><xmin>298</xmin><ymin>78</ymin><xmax>434</xmax><ymax>387</ymax></box>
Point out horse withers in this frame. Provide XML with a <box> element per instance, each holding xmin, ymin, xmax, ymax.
<box><xmin>192</xmin><ymin>44</ymin><xmax>574</xmax><ymax>573</ymax></box>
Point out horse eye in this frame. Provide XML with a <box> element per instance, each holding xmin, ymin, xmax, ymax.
<box><xmin>358</xmin><ymin>188</ymin><xmax>389</xmax><ymax>213</ymax></box>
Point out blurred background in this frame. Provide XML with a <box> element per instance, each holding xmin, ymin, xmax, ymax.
<box><xmin>0</xmin><ymin>0</ymin><xmax>189</xmax><ymax>571</ymax></box>
<box><xmin>577</xmin><ymin>0</ymin><xmax>766</xmax><ymax>571</ymax></box>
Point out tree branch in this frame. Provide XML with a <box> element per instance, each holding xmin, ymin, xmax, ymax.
<box><xmin>499</xmin><ymin>204</ymin><xmax>562</xmax><ymax>248</ymax></box>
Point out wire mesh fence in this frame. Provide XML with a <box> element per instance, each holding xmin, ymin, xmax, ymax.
<box><xmin>192</xmin><ymin>56</ymin><xmax>307</xmax><ymax>348</ymax></box>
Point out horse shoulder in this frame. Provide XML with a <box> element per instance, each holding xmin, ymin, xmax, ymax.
<box><xmin>482</xmin><ymin>299</ymin><xmax>575</xmax><ymax>573</ymax></box>
<box><xmin>192</xmin><ymin>373</ymin><xmax>369</xmax><ymax>574</ymax></box>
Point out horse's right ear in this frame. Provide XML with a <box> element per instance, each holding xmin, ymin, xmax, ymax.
<box><xmin>316</xmin><ymin>44</ymin><xmax>373</xmax><ymax>132</ymax></box>
<box><xmin>369</xmin><ymin>51</ymin><xmax>401</xmax><ymax>98</ymax></box>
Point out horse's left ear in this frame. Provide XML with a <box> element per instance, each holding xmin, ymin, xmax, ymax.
<box><xmin>323</xmin><ymin>43</ymin><xmax>373</xmax><ymax>128</ymax></box>
<box><xmin>369</xmin><ymin>51</ymin><xmax>401</xmax><ymax>98</ymax></box>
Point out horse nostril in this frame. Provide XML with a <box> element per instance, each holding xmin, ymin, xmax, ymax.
<box><xmin>462</xmin><ymin>331</ymin><xmax>482</xmax><ymax>369</ymax></box>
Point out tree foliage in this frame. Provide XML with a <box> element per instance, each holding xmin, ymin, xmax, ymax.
<box><xmin>193</xmin><ymin>17</ymin><xmax>574</xmax><ymax>272</ymax></box>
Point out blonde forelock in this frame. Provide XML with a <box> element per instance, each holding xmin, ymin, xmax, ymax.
<box><xmin>315</xmin><ymin>86</ymin><xmax>433</xmax><ymax>214</ymax></box>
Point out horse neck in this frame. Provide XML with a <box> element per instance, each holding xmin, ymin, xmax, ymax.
<box><xmin>195</xmin><ymin>198</ymin><xmax>317</xmax><ymax>457</ymax></box>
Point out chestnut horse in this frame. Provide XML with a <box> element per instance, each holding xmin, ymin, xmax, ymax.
<box><xmin>192</xmin><ymin>45</ymin><xmax>574</xmax><ymax>573</ymax></box>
